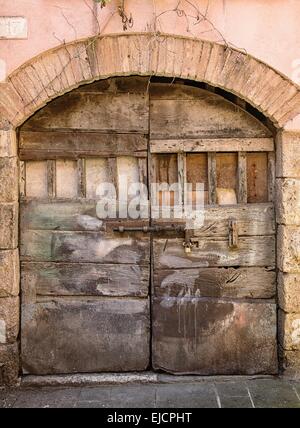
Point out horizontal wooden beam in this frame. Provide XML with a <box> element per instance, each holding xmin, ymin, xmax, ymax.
<box><xmin>19</xmin><ymin>131</ymin><xmax>147</xmax><ymax>160</ymax></box>
<box><xmin>150</xmin><ymin>138</ymin><xmax>274</xmax><ymax>153</ymax></box>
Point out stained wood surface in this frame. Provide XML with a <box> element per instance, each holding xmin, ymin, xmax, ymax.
<box><xmin>150</xmin><ymin>138</ymin><xmax>274</xmax><ymax>153</ymax></box>
<box><xmin>20</xmin><ymin>132</ymin><xmax>147</xmax><ymax>160</ymax></box>
<box><xmin>150</xmin><ymin>85</ymin><xmax>271</xmax><ymax>139</ymax></box>
<box><xmin>152</xmin><ymin>297</ymin><xmax>278</xmax><ymax>375</ymax></box>
<box><xmin>22</xmin><ymin>297</ymin><xmax>150</xmax><ymax>374</ymax></box>
<box><xmin>21</xmin><ymin>201</ymin><xmax>274</xmax><ymax>235</ymax></box>
<box><xmin>22</xmin><ymin>92</ymin><xmax>149</xmax><ymax>133</ymax></box>
<box><xmin>22</xmin><ymin>262</ymin><xmax>149</xmax><ymax>299</ymax></box>
<box><xmin>154</xmin><ymin>267</ymin><xmax>276</xmax><ymax>299</ymax></box>
<box><xmin>21</xmin><ymin>230</ymin><xmax>150</xmax><ymax>264</ymax></box>
<box><xmin>154</xmin><ymin>236</ymin><xmax>275</xmax><ymax>268</ymax></box>
<box><xmin>247</xmin><ymin>153</ymin><xmax>268</xmax><ymax>203</ymax></box>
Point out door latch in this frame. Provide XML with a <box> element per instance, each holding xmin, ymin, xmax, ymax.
<box><xmin>229</xmin><ymin>218</ymin><xmax>238</xmax><ymax>249</ymax></box>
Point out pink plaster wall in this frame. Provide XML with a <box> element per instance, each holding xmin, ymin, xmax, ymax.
<box><xmin>0</xmin><ymin>0</ymin><xmax>300</xmax><ymax>83</ymax></box>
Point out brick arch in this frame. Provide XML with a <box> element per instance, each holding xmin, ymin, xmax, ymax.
<box><xmin>0</xmin><ymin>33</ymin><xmax>299</xmax><ymax>129</ymax></box>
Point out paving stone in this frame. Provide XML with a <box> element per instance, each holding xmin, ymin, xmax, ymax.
<box><xmin>215</xmin><ymin>381</ymin><xmax>249</xmax><ymax>397</ymax></box>
<box><xmin>108</xmin><ymin>385</ymin><xmax>156</xmax><ymax>408</ymax></box>
<box><xmin>155</xmin><ymin>384</ymin><xmax>218</xmax><ymax>408</ymax></box>
<box><xmin>220</xmin><ymin>396</ymin><xmax>253</xmax><ymax>409</ymax></box>
<box><xmin>12</xmin><ymin>387</ymin><xmax>81</xmax><ymax>409</ymax></box>
<box><xmin>247</xmin><ymin>379</ymin><xmax>300</xmax><ymax>408</ymax></box>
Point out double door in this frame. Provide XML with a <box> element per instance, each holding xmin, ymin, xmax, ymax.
<box><xmin>19</xmin><ymin>77</ymin><xmax>277</xmax><ymax>375</ymax></box>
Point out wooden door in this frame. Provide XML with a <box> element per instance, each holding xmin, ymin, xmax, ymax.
<box><xmin>150</xmin><ymin>83</ymin><xmax>278</xmax><ymax>375</ymax></box>
<box><xmin>19</xmin><ymin>78</ymin><xmax>151</xmax><ymax>374</ymax></box>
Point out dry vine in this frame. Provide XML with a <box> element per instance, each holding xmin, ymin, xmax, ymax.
<box><xmin>16</xmin><ymin>0</ymin><xmax>246</xmax><ymax>115</ymax></box>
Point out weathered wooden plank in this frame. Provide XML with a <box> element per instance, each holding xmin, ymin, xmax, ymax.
<box><xmin>77</xmin><ymin>159</ymin><xmax>86</xmax><ymax>198</ymax></box>
<box><xmin>154</xmin><ymin>236</ymin><xmax>275</xmax><ymax>268</ymax></box>
<box><xmin>138</xmin><ymin>157</ymin><xmax>148</xmax><ymax>188</ymax></box>
<box><xmin>56</xmin><ymin>160</ymin><xmax>78</xmax><ymax>199</ymax></box>
<box><xmin>22</xmin><ymin>92</ymin><xmax>149</xmax><ymax>133</ymax></box>
<box><xmin>47</xmin><ymin>160</ymin><xmax>56</xmax><ymax>199</ymax></box>
<box><xmin>208</xmin><ymin>153</ymin><xmax>216</xmax><ymax>205</ymax></box>
<box><xmin>186</xmin><ymin>153</ymin><xmax>208</xmax><ymax>205</ymax></box>
<box><xmin>19</xmin><ymin>132</ymin><xmax>148</xmax><ymax>160</ymax></box>
<box><xmin>177</xmin><ymin>153</ymin><xmax>186</xmax><ymax>208</ymax></box>
<box><xmin>22</xmin><ymin>298</ymin><xmax>150</xmax><ymax>374</ymax></box>
<box><xmin>25</xmin><ymin>161</ymin><xmax>48</xmax><ymax>198</ymax></box>
<box><xmin>152</xmin><ymin>297</ymin><xmax>278</xmax><ymax>375</ymax></box>
<box><xmin>21</xmin><ymin>201</ymin><xmax>275</xmax><ymax>235</ymax></box>
<box><xmin>85</xmin><ymin>158</ymin><xmax>108</xmax><ymax>199</ymax></box>
<box><xmin>22</xmin><ymin>262</ymin><xmax>149</xmax><ymax>298</ymax></box>
<box><xmin>238</xmin><ymin>152</ymin><xmax>247</xmax><ymax>204</ymax></box>
<box><xmin>19</xmin><ymin>161</ymin><xmax>26</xmax><ymax>198</ymax></box>
<box><xmin>154</xmin><ymin>267</ymin><xmax>276</xmax><ymax>299</ymax></box>
<box><xmin>150</xmin><ymin>87</ymin><xmax>271</xmax><ymax>139</ymax></box>
<box><xmin>21</xmin><ymin>230</ymin><xmax>150</xmax><ymax>264</ymax></box>
<box><xmin>107</xmin><ymin>157</ymin><xmax>118</xmax><ymax>199</ymax></box>
<box><xmin>75</xmin><ymin>76</ymin><xmax>150</xmax><ymax>94</ymax></box>
<box><xmin>150</xmin><ymin>138</ymin><xmax>274</xmax><ymax>153</ymax></box>
<box><xmin>268</xmin><ymin>152</ymin><xmax>276</xmax><ymax>203</ymax></box>
<box><xmin>247</xmin><ymin>152</ymin><xmax>268</xmax><ymax>203</ymax></box>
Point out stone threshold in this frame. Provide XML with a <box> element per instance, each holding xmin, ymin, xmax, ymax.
<box><xmin>20</xmin><ymin>372</ymin><xmax>279</xmax><ymax>388</ymax></box>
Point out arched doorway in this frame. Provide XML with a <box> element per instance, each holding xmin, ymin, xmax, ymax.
<box><xmin>19</xmin><ymin>76</ymin><xmax>277</xmax><ymax>375</ymax></box>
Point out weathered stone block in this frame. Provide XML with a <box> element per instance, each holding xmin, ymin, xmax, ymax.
<box><xmin>0</xmin><ymin>297</ymin><xmax>19</xmax><ymax>344</ymax></box>
<box><xmin>0</xmin><ymin>249</ymin><xmax>19</xmax><ymax>297</ymax></box>
<box><xmin>279</xmin><ymin>310</ymin><xmax>300</xmax><ymax>351</ymax></box>
<box><xmin>277</xmin><ymin>225</ymin><xmax>300</xmax><ymax>273</ymax></box>
<box><xmin>276</xmin><ymin>131</ymin><xmax>300</xmax><ymax>178</ymax></box>
<box><xmin>0</xmin><ymin>203</ymin><xmax>18</xmax><ymax>249</ymax></box>
<box><xmin>276</xmin><ymin>179</ymin><xmax>300</xmax><ymax>225</ymax></box>
<box><xmin>0</xmin><ymin>130</ymin><xmax>17</xmax><ymax>157</ymax></box>
<box><xmin>278</xmin><ymin>273</ymin><xmax>300</xmax><ymax>313</ymax></box>
<box><xmin>280</xmin><ymin>347</ymin><xmax>300</xmax><ymax>378</ymax></box>
<box><xmin>0</xmin><ymin>343</ymin><xmax>19</xmax><ymax>386</ymax></box>
<box><xmin>0</xmin><ymin>157</ymin><xmax>18</xmax><ymax>202</ymax></box>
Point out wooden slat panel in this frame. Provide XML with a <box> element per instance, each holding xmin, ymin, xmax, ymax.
<box><xmin>22</xmin><ymin>262</ymin><xmax>149</xmax><ymax>298</ymax></box>
<box><xmin>47</xmin><ymin>160</ymin><xmax>56</xmax><ymax>199</ymax></box>
<box><xmin>19</xmin><ymin>132</ymin><xmax>148</xmax><ymax>160</ymax></box>
<box><xmin>154</xmin><ymin>236</ymin><xmax>275</xmax><ymax>268</ymax></box>
<box><xmin>186</xmin><ymin>154</ymin><xmax>208</xmax><ymax>205</ymax></box>
<box><xmin>19</xmin><ymin>161</ymin><xmax>26</xmax><ymax>198</ymax></box>
<box><xmin>154</xmin><ymin>267</ymin><xmax>276</xmax><ymax>299</ymax></box>
<box><xmin>56</xmin><ymin>160</ymin><xmax>78</xmax><ymax>199</ymax></box>
<box><xmin>268</xmin><ymin>152</ymin><xmax>276</xmax><ymax>203</ymax></box>
<box><xmin>77</xmin><ymin>159</ymin><xmax>86</xmax><ymax>198</ymax></box>
<box><xmin>25</xmin><ymin>161</ymin><xmax>48</xmax><ymax>198</ymax></box>
<box><xmin>216</xmin><ymin>153</ymin><xmax>237</xmax><ymax>205</ymax></box>
<box><xmin>150</xmin><ymin>86</ymin><xmax>271</xmax><ymax>139</ymax></box>
<box><xmin>150</xmin><ymin>138</ymin><xmax>274</xmax><ymax>153</ymax></box>
<box><xmin>152</xmin><ymin>298</ymin><xmax>278</xmax><ymax>375</ymax></box>
<box><xmin>247</xmin><ymin>153</ymin><xmax>268</xmax><ymax>203</ymax></box>
<box><xmin>22</xmin><ymin>92</ymin><xmax>149</xmax><ymax>133</ymax></box>
<box><xmin>208</xmin><ymin>153</ymin><xmax>216</xmax><ymax>205</ymax></box>
<box><xmin>21</xmin><ymin>230</ymin><xmax>150</xmax><ymax>264</ymax></box>
<box><xmin>21</xmin><ymin>298</ymin><xmax>150</xmax><ymax>374</ymax></box>
<box><xmin>177</xmin><ymin>153</ymin><xmax>186</xmax><ymax>209</ymax></box>
<box><xmin>238</xmin><ymin>152</ymin><xmax>247</xmax><ymax>203</ymax></box>
<box><xmin>85</xmin><ymin>158</ymin><xmax>108</xmax><ymax>199</ymax></box>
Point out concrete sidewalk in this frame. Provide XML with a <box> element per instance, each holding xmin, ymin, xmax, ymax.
<box><xmin>1</xmin><ymin>378</ymin><xmax>300</xmax><ymax>408</ymax></box>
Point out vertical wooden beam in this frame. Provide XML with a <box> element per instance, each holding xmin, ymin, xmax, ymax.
<box><xmin>20</xmin><ymin>161</ymin><xmax>26</xmax><ymax>198</ymax></box>
<box><xmin>238</xmin><ymin>152</ymin><xmax>248</xmax><ymax>204</ymax></box>
<box><xmin>208</xmin><ymin>152</ymin><xmax>217</xmax><ymax>205</ymax></box>
<box><xmin>107</xmin><ymin>157</ymin><xmax>119</xmax><ymax>199</ymax></box>
<box><xmin>47</xmin><ymin>160</ymin><xmax>56</xmax><ymax>198</ymax></box>
<box><xmin>138</xmin><ymin>157</ymin><xmax>148</xmax><ymax>188</ymax></box>
<box><xmin>268</xmin><ymin>152</ymin><xmax>276</xmax><ymax>202</ymax></box>
<box><xmin>77</xmin><ymin>158</ymin><xmax>86</xmax><ymax>198</ymax></box>
<box><xmin>177</xmin><ymin>153</ymin><xmax>186</xmax><ymax>210</ymax></box>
